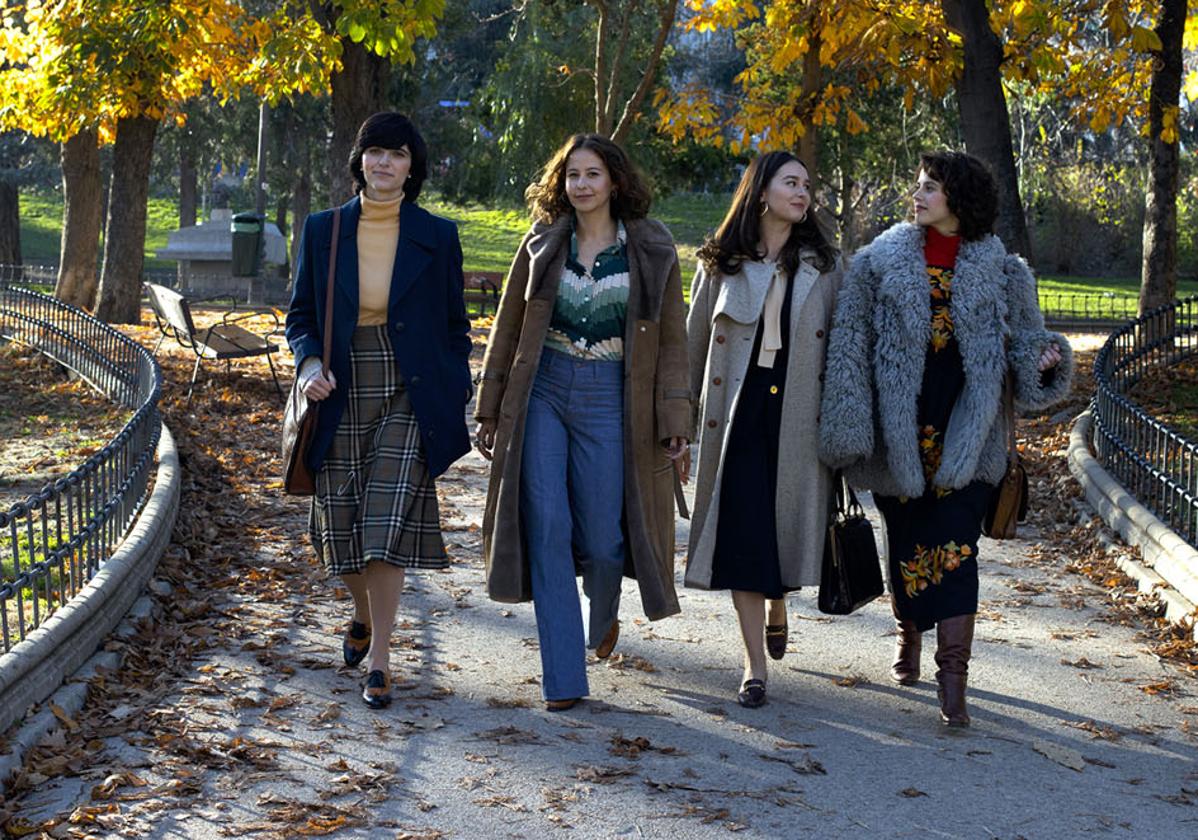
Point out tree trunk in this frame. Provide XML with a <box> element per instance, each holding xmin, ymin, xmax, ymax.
<box><xmin>55</xmin><ymin>129</ymin><xmax>102</xmax><ymax>310</ymax></box>
<box><xmin>1138</xmin><ymin>0</ymin><xmax>1186</xmax><ymax>316</ymax></box>
<box><xmin>328</xmin><ymin>38</ymin><xmax>389</xmax><ymax>204</ymax></box>
<box><xmin>290</xmin><ymin>125</ymin><xmax>312</xmax><ymax>276</ymax></box>
<box><xmin>610</xmin><ymin>0</ymin><xmax>677</xmax><ymax>145</ymax></box>
<box><xmin>797</xmin><ymin>30</ymin><xmax>821</xmax><ymax>191</ymax></box>
<box><xmin>94</xmin><ymin>115</ymin><xmax>159</xmax><ymax>324</ymax></box>
<box><xmin>0</xmin><ymin>179</ymin><xmax>19</xmax><ymax>267</ymax></box>
<box><xmin>941</xmin><ymin>0</ymin><xmax>1033</xmax><ymax>259</ymax></box>
<box><xmin>179</xmin><ymin>135</ymin><xmax>197</xmax><ymax>229</ymax></box>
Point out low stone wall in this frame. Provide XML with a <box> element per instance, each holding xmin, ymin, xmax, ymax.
<box><xmin>0</xmin><ymin>425</ymin><xmax>181</xmax><ymax>734</ymax></box>
<box><xmin>1069</xmin><ymin>411</ymin><xmax>1198</xmax><ymax>636</ymax></box>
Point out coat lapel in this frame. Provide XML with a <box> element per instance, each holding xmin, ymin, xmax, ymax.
<box><xmin>713</xmin><ymin>260</ymin><xmax>772</xmax><ymax>324</ymax></box>
<box><xmin>387</xmin><ymin>201</ymin><xmax>435</xmax><ymax>309</ymax></box>
<box><xmin>524</xmin><ymin>217</ymin><xmax>571</xmax><ymax>302</ymax></box>
<box><xmin>333</xmin><ymin>196</ymin><xmax>361</xmax><ymax>316</ymax></box>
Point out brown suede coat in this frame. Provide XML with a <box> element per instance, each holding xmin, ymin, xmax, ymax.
<box><xmin>474</xmin><ymin>215</ymin><xmax>691</xmax><ymax>620</ymax></box>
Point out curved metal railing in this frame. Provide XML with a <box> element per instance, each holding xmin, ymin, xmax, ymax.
<box><xmin>1091</xmin><ymin>294</ymin><xmax>1198</xmax><ymax>549</ymax></box>
<box><xmin>0</xmin><ymin>282</ymin><xmax>162</xmax><ymax>653</ymax></box>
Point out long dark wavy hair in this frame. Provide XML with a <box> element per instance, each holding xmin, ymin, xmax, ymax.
<box><xmin>913</xmin><ymin>150</ymin><xmax>998</xmax><ymax>241</ymax></box>
<box><xmin>525</xmin><ymin>133</ymin><xmax>652</xmax><ymax>224</ymax></box>
<box><xmin>698</xmin><ymin>151</ymin><xmax>837</xmax><ymax>277</ymax></box>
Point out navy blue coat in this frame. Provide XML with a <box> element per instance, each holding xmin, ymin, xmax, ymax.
<box><xmin>285</xmin><ymin>196</ymin><xmax>472</xmax><ymax>479</ymax></box>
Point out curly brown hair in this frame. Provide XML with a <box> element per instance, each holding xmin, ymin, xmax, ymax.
<box><xmin>525</xmin><ymin>134</ymin><xmax>652</xmax><ymax>224</ymax></box>
<box><xmin>914</xmin><ymin>151</ymin><xmax>998</xmax><ymax>241</ymax></box>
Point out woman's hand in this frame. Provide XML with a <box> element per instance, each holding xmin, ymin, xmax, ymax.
<box><xmin>475</xmin><ymin>419</ymin><xmax>497</xmax><ymax>460</ymax></box>
<box><xmin>301</xmin><ymin>370</ymin><xmax>337</xmax><ymax>401</ymax></box>
<box><xmin>664</xmin><ymin>436</ymin><xmax>690</xmax><ymax>484</ymax></box>
<box><xmin>1037</xmin><ymin>342</ymin><xmax>1062</xmax><ymax>372</ymax></box>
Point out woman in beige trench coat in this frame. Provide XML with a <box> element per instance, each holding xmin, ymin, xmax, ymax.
<box><xmin>474</xmin><ymin>134</ymin><xmax>691</xmax><ymax>711</ymax></box>
<box><xmin>686</xmin><ymin>151</ymin><xmax>842</xmax><ymax>708</ymax></box>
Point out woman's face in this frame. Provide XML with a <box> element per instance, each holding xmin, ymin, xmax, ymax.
<box><xmin>564</xmin><ymin>148</ymin><xmax>614</xmax><ymax>217</ymax></box>
<box><xmin>912</xmin><ymin>169</ymin><xmax>959</xmax><ymax>234</ymax></box>
<box><xmin>361</xmin><ymin>145</ymin><xmax>412</xmax><ymax>201</ymax></box>
<box><xmin>761</xmin><ymin>160</ymin><xmax>810</xmax><ymax>225</ymax></box>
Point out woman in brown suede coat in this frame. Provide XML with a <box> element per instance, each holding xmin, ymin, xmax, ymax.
<box><xmin>473</xmin><ymin>134</ymin><xmax>690</xmax><ymax>710</ymax></box>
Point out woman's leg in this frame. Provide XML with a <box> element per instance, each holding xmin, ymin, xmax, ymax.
<box><xmin>566</xmin><ymin>364</ymin><xmax>625</xmax><ymax>651</ymax></box>
<box><xmin>522</xmin><ymin>375</ymin><xmax>588</xmax><ymax>702</ymax></box>
<box><xmin>341</xmin><ymin>573</ymin><xmax>371</xmax><ymax>624</ymax></box>
<box><xmin>732</xmin><ymin>590</ymin><xmax>768</xmax><ymax>685</ymax></box>
<box><xmin>363</xmin><ymin>561</ymin><xmax>405</xmax><ymax>674</ymax></box>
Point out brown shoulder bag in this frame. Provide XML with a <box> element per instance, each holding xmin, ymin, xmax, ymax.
<box><xmin>281</xmin><ymin>208</ymin><xmax>341</xmax><ymax>495</ymax></box>
<box><xmin>982</xmin><ymin>371</ymin><xmax>1029</xmax><ymax>539</ymax></box>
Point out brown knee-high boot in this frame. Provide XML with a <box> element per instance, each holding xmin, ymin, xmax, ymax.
<box><xmin>934</xmin><ymin>614</ymin><xmax>975</xmax><ymax>727</ymax></box>
<box><xmin>891</xmin><ymin>618</ymin><xmax>922</xmax><ymax>685</ymax></box>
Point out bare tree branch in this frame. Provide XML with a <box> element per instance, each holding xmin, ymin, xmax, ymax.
<box><xmin>604</xmin><ymin>0</ymin><xmax>639</xmax><ymax>132</ymax></box>
<box><xmin>586</xmin><ymin>0</ymin><xmax>612</xmax><ymax>134</ymax></box>
<box><xmin>610</xmin><ymin>0</ymin><xmax>676</xmax><ymax>144</ymax></box>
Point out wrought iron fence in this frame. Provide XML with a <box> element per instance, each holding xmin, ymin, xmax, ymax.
<box><xmin>1091</xmin><ymin>294</ymin><xmax>1198</xmax><ymax>549</ymax></box>
<box><xmin>0</xmin><ymin>283</ymin><xmax>162</xmax><ymax>653</ymax></box>
<box><xmin>1039</xmin><ymin>289</ymin><xmax>1140</xmax><ymax>328</ymax></box>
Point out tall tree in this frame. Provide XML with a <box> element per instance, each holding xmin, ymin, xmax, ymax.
<box><xmin>942</xmin><ymin>0</ymin><xmax>1032</xmax><ymax>256</ymax></box>
<box><xmin>0</xmin><ymin>135</ymin><xmax>22</xmax><ymax>266</ymax></box>
<box><xmin>55</xmin><ymin>129</ymin><xmax>102</xmax><ymax>308</ymax></box>
<box><xmin>585</xmin><ymin>0</ymin><xmax>679</xmax><ymax>143</ymax></box>
<box><xmin>1139</xmin><ymin>0</ymin><xmax>1189</xmax><ymax>314</ymax></box>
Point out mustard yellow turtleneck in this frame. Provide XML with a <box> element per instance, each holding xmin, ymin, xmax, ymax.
<box><xmin>356</xmin><ymin>193</ymin><xmax>402</xmax><ymax>326</ymax></box>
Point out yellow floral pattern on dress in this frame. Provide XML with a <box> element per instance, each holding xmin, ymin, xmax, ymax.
<box><xmin>901</xmin><ymin>541</ymin><xmax>974</xmax><ymax>598</ymax></box>
<box><xmin>928</xmin><ymin>266</ymin><xmax>954</xmax><ymax>353</ymax></box>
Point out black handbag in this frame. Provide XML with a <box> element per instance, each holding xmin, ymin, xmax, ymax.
<box><xmin>818</xmin><ymin>473</ymin><xmax>884</xmax><ymax>615</ymax></box>
<box><xmin>281</xmin><ymin>207</ymin><xmax>340</xmax><ymax>496</ymax></box>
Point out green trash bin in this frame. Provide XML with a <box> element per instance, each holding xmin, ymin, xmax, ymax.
<box><xmin>231</xmin><ymin>212</ymin><xmax>263</xmax><ymax>277</ymax></box>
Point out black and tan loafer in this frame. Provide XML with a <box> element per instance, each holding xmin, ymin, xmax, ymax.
<box><xmin>362</xmin><ymin>669</ymin><xmax>392</xmax><ymax>709</ymax></box>
<box><xmin>596</xmin><ymin>619</ymin><xmax>620</xmax><ymax>660</ymax></box>
<box><xmin>343</xmin><ymin>621</ymin><xmax>371</xmax><ymax>667</ymax></box>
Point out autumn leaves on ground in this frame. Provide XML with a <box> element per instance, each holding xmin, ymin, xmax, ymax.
<box><xmin>0</xmin><ymin>312</ymin><xmax>1196</xmax><ymax>836</ymax></box>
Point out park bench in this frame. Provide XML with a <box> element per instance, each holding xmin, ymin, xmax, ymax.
<box><xmin>464</xmin><ymin>272</ymin><xmax>501</xmax><ymax>316</ymax></box>
<box><xmin>143</xmin><ymin>281</ymin><xmax>284</xmax><ymax>404</ymax></box>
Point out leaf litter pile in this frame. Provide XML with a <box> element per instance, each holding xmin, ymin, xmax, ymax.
<box><xmin>1</xmin><ymin>319</ymin><xmax>1196</xmax><ymax>836</ymax></box>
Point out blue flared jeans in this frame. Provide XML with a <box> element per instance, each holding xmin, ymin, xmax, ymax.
<box><xmin>520</xmin><ymin>349</ymin><xmax>625</xmax><ymax>701</ymax></box>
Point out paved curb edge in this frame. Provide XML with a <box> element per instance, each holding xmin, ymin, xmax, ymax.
<box><xmin>1067</xmin><ymin>410</ymin><xmax>1198</xmax><ymax>637</ymax></box>
<box><xmin>0</xmin><ymin>423</ymin><xmax>180</xmax><ymax>782</ymax></box>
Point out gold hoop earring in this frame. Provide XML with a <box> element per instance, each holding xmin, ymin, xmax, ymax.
<box><xmin>760</xmin><ymin>202</ymin><xmax>769</xmax><ymax>217</ymax></box>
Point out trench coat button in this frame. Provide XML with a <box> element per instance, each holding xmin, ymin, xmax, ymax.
<box><xmin>640</xmin><ymin>325</ymin><xmax>646</xmax><ymax>331</ymax></box>
<box><xmin>769</xmin><ymin>385</ymin><xmax>779</xmax><ymax>395</ymax></box>
<box><xmin>707</xmin><ymin>419</ymin><xmax>717</xmax><ymax>429</ymax></box>
<box><xmin>713</xmin><ymin>377</ymin><xmax>722</xmax><ymax>386</ymax></box>
<box><xmin>410</xmin><ymin>375</ymin><xmax>422</xmax><ymax>385</ymax></box>
<box><xmin>816</xmin><ymin>329</ymin><xmax>824</xmax><ymax>339</ymax></box>
<box><xmin>715</xmin><ymin>335</ymin><xmax>725</xmax><ymax>344</ymax></box>
<box><xmin>394</xmin><ymin>322</ymin><xmax>405</xmax><ymax>333</ymax></box>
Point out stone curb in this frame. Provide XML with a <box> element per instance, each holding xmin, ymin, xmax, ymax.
<box><xmin>0</xmin><ymin>424</ymin><xmax>180</xmax><ymax>739</ymax></box>
<box><xmin>0</xmin><ymin>597</ymin><xmax>154</xmax><ymax>794</ymax></box>
<box><xmin>1068</xmin><ymin>410</ymin><xmax>1198</xmax><ymax>636</ymax></box>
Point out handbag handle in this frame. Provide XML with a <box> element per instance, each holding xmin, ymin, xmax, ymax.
<box><xmin>831</xmin><ymin>471</ymin><xmax>865</xmax><ymax>519</ymax></box>
<box><xmin>1002</xmin><ymin>368</ymin><xmax>1018</xmax><ymax>468</ymax></box>
<box><xmin>320</xmin><ymin>208</ymin><xmax>341</xmax><ymax>377</ymax></box>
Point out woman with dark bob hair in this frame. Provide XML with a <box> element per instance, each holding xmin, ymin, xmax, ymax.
<box><xmin>286</xmin><ymin>112</ymin><xmax>472</xmax><ymax>709</ymax></box>
<box><xmin>473</xmin><ymin>133</ymin><xmax>690</xmax><ymax>711</ymax></box>
<box><xmin>685</xmin><ymin>151</ymin><xmax>842</xmax><ymax>708</ymax></box>
<box><xmin>820</xmin><ymin>151</ymin><xmax>1072</xmax><ymax>726</ymax></box>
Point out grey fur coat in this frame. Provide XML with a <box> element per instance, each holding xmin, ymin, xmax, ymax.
<box><xmin>819</xmin><ymin>223</ymin><xmax>1073</xmax><ymax>498</ymax></box>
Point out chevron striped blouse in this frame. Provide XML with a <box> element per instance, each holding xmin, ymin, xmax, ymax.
<box><xmin>543</xmin><ymin>220</ymin><xmax>630</xmax><ymax>361</ymax></box>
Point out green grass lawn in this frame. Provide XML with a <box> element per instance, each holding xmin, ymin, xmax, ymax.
<box><xmin>18</xmin><ymin>187</ymin><xmax>1197</xmax><ymax>306</ymax></box>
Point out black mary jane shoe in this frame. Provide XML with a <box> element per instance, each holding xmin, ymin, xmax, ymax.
<box><xmin>362</xmin><ymin>669</ymin><xmax>392</xmax><ymax>710</ymax></box>
<box><xmin>737</xmin><ymin>679</ymin><xmax>767</xmax><ymax>709</ymax></box>
<box><xmin>343</xmin><ymin>621</ymin><xmax>371</xmax><ymax>668</ymax></box>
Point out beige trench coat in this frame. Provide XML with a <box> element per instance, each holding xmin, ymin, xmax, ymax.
<box><xmin>684</xmin><ymin>255</ymin><xmax>842</xmax><ymax>591</ymax></box>
<box><xmin>474</xmin><ymin>216</ymin><xmax>691</xmax><ymax>620</ymax></box>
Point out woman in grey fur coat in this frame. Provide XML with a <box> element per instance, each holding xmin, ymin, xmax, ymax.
<box><xmin>687</xmin><ymin>151</ymin><xmax>842</xmax><ymax>709</ymax></box>
<box><xmin>819</xmin><ymin>151</ymin><xmax>1072</xmax><ymax>727</ymax></box>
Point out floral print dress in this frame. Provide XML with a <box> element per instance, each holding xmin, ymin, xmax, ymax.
<box><xmin>874</xmin><ymin>227</ymin><xmax>994</xmax><ymax>632</ymax></box>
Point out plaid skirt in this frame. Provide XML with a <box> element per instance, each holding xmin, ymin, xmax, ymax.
<box><xmin>308</xmin><ymin>325</ymin><xmax>447</xmax><ymax>575</ymax></box>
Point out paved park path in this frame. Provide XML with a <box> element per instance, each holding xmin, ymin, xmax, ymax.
<box><xmin>6</xmin><ymin>329</ymin><xmax>1197</xmax><ymax>839</ymax></box>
